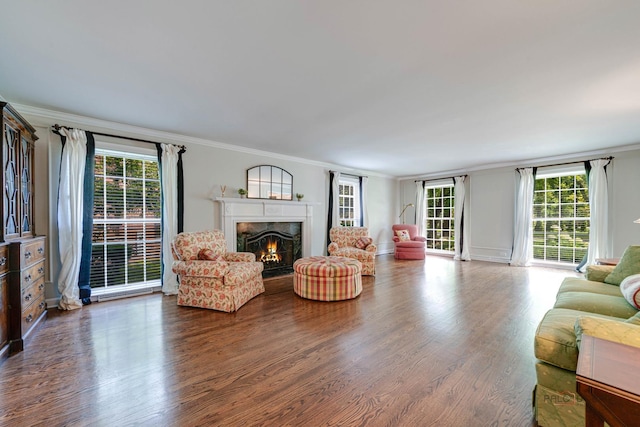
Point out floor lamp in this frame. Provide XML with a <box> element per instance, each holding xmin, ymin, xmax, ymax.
<box><xmin>399</xmin><ymin>203</ymin><xmax>414</xmax><ymax>224</ymax></box>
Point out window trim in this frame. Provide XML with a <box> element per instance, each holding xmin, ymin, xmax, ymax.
<box><xmin>423</xmin><ymin>183</ymin><xmax>455</xmax><ymax>254</ymax></box>
<box><xmin>338</xmin><ymin>175</ymin><xmax>361</xmax><ymax>227</ymax></box>
<box><xmin>532</xmin><ymin>168</ymin><xmax>589</xmax><ymax>266</ymax></box>
<box><xmin>90</xmin><ymin>145</ymin><xmax>162</xmax><ymax>294</ymax></box>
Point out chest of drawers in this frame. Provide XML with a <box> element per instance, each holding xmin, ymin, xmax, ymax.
<box><xmin>8</xmin><ymin>236</ymin><xmax>47</xmax><ymax>354</ymax></box>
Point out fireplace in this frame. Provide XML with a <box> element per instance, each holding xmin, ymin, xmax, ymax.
<box><xmin>215</xmin><ymin>198</ymin><xmax>315</xmax><ymax>275</ymax></box>
<box><xmin>237</xmin><ymin>222</ymin><xmax>302</xmax><ymax>277</ymax></box>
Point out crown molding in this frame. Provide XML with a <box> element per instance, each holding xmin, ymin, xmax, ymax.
<box><xmin>401</xmin><ymin>141</ymin><xmax>640</xmax><ymax>181</ymax></box>
<box><xmin>13</xmin><ymin>103</ymin><xmax>392</xmax><ymax>179</ymax></box>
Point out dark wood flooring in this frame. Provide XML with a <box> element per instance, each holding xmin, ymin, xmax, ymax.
<box><xmin>0</xmin><ymin>255</ymin><xmax>579</xmax><ymax>426</ymax></box>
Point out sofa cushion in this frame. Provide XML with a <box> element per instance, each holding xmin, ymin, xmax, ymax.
<box><xmin>574</xmin><ymin>315</ymin><xmax>640</xmax><ymax>350</ymax></box>
<box><xmin>626</xmin><ymin>311</ymin><xmax>640</xmax><ymax>325</ymax></box>
<box><xmin>556</xmin><ymin>277</ymin><xmax>623</xmax><ymax>297</ymax></box>
<box><xmin>584</xmin><ymin>265</ymin><xmax>615</xmax><ymax>282</ymax></box>
<box><xmin>604</xmin><ymin>245</ymin><xmax>640</xmax><ymax>285</ymax></box>
<box><xmin>620</xmin><ymin>273</ymin><xmax>640</xmax><ymax>309</ymax></box>
<box><xmin>553</xmin><ymin>291</ymin><xmax>638</xmax><ymax>318</ymax></box>
<box><xmin>535</xmin><ymin>308</ymin><xmax>618</xmax><ymax>371</ymax></box>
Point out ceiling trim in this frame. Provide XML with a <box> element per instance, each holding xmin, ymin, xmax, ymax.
<box><xmin>13</xmin><ymin>103</ymin><xmax>392</xmax><ymax>179</ymax></box>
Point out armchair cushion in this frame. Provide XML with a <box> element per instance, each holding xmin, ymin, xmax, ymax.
<box><xmin>172</xmin><ymin>260</ymin><xmax>229</xmax><ymax>278</ymax></box>
<box><xmin>585</xmin><ymin>265</ymin><xmax>615</xmax><ymax>282</ymax></box>
<box><xmin>395</xmin><ymin>229</ymin><xmax>411</xmax><ymax>241</ymax></box>
<box><xmin>198</xmin><ymin>249</ymin><xmax>220</xmax><ymax>261</ymax></box>
<box><xmin>355</xmin><ymin>236</ymin><xmax>373</xmax><ymax>249</ymax></box>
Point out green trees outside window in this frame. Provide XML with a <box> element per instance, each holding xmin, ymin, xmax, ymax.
<box><xmin>533</xmin><ymin>174</ymin><xmax>589</xmax><ymax>264</ymax></box>
<box><xmin>91</xmin><ymin>151</ymin><xmax>162</xmax><ymax>289</ymax></box>
<box><xmin>425</xmin><ymin>186</ymin><xmax>455</xmax><ymax>251</ymax></box>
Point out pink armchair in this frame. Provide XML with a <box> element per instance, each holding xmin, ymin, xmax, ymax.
<box><xmin>392</xmin><ymin>224</ymin><xmax>426</xmax><ymax>260</ymax></box>
<box><xmin>328</xmin><ymin>227</ymin><xmax>376</xmax><ymax>275</ymax></box>
<box><xmin>172</xmin><ymin>230</ymin><xmax>264</xmax><ymax>312</ymax></box>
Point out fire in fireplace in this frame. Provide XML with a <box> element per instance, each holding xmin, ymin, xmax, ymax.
<box><xmin>237</xmin><ymin>222</ymin><xmax>302</xmax><ymax>278</ymax></box>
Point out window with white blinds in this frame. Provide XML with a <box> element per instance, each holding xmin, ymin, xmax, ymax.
<box><xmin>90</xmin><ymin>148</ymin><xmax>162</xmax><ymax>291</ymax></box>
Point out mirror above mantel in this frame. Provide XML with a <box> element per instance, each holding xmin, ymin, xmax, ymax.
<box><xmin>247</xmin><ymin>165</ymin><xmax>293</xmax><ymax>200</ymax></box>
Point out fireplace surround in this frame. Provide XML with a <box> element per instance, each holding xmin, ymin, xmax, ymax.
<box><xmin>215</xmin><ymin>198</ymin><xmax>315</xmax><ymax>273</ymax></box>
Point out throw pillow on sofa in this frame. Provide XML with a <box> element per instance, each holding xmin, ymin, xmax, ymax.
<box><xmin>620</xmin><ymin>274</ymin><xmax>640</xmax><ymax>309</ymax></box>
<box><xmin>604</xmin><ymin>245</ymin><xmax>640</xmax><ymax>285</ymax></box>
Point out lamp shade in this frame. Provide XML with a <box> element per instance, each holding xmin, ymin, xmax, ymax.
<box><xmin>635</xmin><ymin>218</ymin><xmax>640</xmax><ymax>224</ymax></box>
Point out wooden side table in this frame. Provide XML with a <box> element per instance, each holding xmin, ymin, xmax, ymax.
<box><xmin>595</xmin><ymin>258</ymin><xmax>620</xmax><ymax>266</ymax></box>
<box><xmin>576</xmin><ymin>335</ymin><xmax>640</xmax><ymax>427</ymax></box>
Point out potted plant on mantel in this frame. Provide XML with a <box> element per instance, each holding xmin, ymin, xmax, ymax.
<box><xmin>238</xmin><ymin>188</ymin><xmax>247</xmax><ymax>198</ymax></box>
<box><xmin>296</xmin><ymin>193</ymin><xmax>304</xmax><ymax>202</ymax></box>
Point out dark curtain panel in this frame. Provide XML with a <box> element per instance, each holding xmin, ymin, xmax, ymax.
<box><xmin>359</xmin><ymin>176</ymin><xmax>364</xmax><ymax>227</ymax></box>
<box><xmin>177</xmin><ymin>150</ymin><xmax>184</xmax><ymax>233</ymax></box>
<box><xmin>575</xmin><ymin>162</ymin><xmax>593</xmax><ymax>272</ymax></box>
<box><xmin>78</xmin><ymin>132</ymin><xmax>95</xmax><ymax>305</ymax></box>
<box><xmin>327</xmin><ymin>171</ymin><xmax>336</xmax><ymax>254</ymax></box>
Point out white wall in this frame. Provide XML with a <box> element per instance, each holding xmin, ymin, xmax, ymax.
<box><xmin>22</xmin><ymin>109</ymin><xmax>397</xmax><ymax>302</ymax></box>
<box><xmin>399</xmin><ymin>147</ymin><xmax>640</xmax><ymax>263</ymax></box>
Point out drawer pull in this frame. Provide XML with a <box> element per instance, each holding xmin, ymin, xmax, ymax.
<box><xmin>25</xmin><ymin>274</ymin><xmax>31</xmax><ymax>283</ymax></box>
<box><xmin>37</xmin><ymin>247</ymin><xmax>44</xmax><ymax>254</ymax></box>
<box><xmin>25</xmin><ymin>314</ymin><xmax>33</xmax><ymax>323</ymax></box>
<box><xmin>39</xmin><ymin>301</ymin><xmax>46</xmax><ymax>310</ymax></box>
<box><xmin>38</xmin><ymin>283</ymin><xmax>44</xmax><ymax>291</ymax></box>
<box><xmin>38</xmin><ymin>267</ymin><xmax>44</xmax><ymax>274</ymax></box>
<box><xmin>25</xmin><ymin>251</ymin><xmax>32</xmax><ymax>260</ymax></box>
<box><xmin>24</xmin><ymin>293</ymin><xmax>32</xmax><ymax>302</ymax></box>
<box><xmin>0</xmin><ymin>256</ymin><xmax>6</xmax><ymax>266</ymax></box>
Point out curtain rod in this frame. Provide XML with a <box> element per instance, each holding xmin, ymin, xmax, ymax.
<box><xmin>52</xmin><ymin>124</ymin><xmax>187</xmax><ymax>153</ymax></box>
<box><xmin>415</xmin><ymin>174</ymin><xmax>467</xmax><ymax>183</ymax></box>
<box><xmin>330</xmin><ymin>170</ymin><xmax>368</xmax><ymax>179</ymax></box>
<box><xmin>515</xmin><ymin>156</ymin><xmax>613</xmax><ymax>172</ymax></box>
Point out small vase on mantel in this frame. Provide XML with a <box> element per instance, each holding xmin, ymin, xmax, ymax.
<box><xmin>296</xmin><ymin>193</ymin><xmax>304</xmax><ymax>202</ymax></box>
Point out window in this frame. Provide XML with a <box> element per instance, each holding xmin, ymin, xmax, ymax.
<box><xmin>338</xmin><ymin>176</ymin><xmax>360</xmax><ymax>226</ymax></box>
<box><xmin>533</xmin><ymin>169</ymin><xmax>589</xmax><ymax>264</ymax></box>
<box><xmin>90</xmin><ymin>148</ymin><xmax>162</xmax><ymax>291</ymax></box>
<box><xmin>424</xmin><ymin>184</ymin><xmax>455</xmax><ymax>252</ymax></box>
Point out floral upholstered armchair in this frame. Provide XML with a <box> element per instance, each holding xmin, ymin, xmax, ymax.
<box><xmin>328</xmin><ymin>227</ymin><xmax>376</xmax><ymax>275</ymax></box>
<box><xmin>171</xmin><ymin>230</ymin><xmax>264</xmax><ymax>312</ymax></box>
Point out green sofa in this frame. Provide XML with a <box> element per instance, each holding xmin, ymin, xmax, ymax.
<box><xmin>533</xmin><ymin>265</ymin><xmax>640</xmax><ymax>427</ymax></box>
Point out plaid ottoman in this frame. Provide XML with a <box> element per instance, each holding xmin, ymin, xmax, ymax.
<box><xmin>293</xmin><ymin>256</ymin><xmax>362</xmax><ymax>301</ymax></box>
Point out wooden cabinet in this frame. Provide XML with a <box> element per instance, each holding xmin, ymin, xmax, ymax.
<box><xmin>1</xmin><ymin>102</ymin><xmax>36</xmax><ymax>241</ymax></box>
<box><xmin>0</xmin><ymin>103</ymin><xmax>45</xmax><ymax>360</ymax></box>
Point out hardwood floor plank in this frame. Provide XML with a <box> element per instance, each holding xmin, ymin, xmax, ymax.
<box><xmin>0</xmin><ymin>255</ymin><xmax>578</xmax><ymax>426</ymax></box>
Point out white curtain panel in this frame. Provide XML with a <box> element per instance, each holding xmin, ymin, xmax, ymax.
<box><xmin>453</xmin><ymin>176</ymin><xmax>471</xmax><ymax>261</ymax></box>
<box><xmin>161</xmin><ymin>144</ymin><xmax>180</xmax><ymax>295</ymax></box>
<box><xmin>415</xmin><ymin>181</ymin><xmax>426</xmax><ymax>236</ymax></box>
<box><xmin>585</xmin><ymin>159</ymin><xmax>610</xmax><ymax>268</ymax></box>
<box><xmin>361</xmin><ymin>176</ymin><xmax>369</xmax><ymax>227</ymax></box>
<box><xmin>510</xmin><ymin>168</ymin><xmax>535</xmax><ymax>266</ymax></box>
<box><xmin>57</xmin><ymin>129</ymin><xmax>87</xmax><ymax>310</ymax></box>
<box><xmin>331</xmin><ymin>171</ymin><xmax>341</xmax><ymax>228</ymax></box>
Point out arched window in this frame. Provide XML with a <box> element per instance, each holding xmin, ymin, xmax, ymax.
<box><xmin>247</xmin><ymin>165</ymin><xmax>293</xmax><ymax>200</ymax></box>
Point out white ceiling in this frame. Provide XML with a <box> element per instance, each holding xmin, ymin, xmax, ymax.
<box><xmin>2</xmin><ymin>1</ymin><xmax>640</xmax><ymax>177</ymax></box>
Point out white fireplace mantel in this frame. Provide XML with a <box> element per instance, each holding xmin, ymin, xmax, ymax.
<box><xmin>215</xmin><ymin>198</ymin><xmax>315</xmax><ymax>257</ymax></box>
